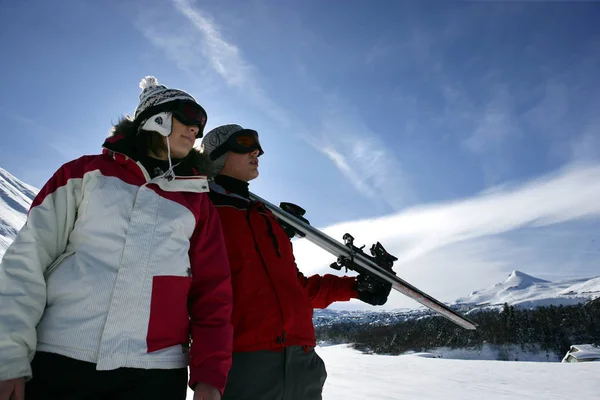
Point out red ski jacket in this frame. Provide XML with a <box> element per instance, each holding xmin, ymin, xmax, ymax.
<box><xmin>207</xmin><ymin>176</ymin><xmax>358</xmax><ymax>352</ymax></box>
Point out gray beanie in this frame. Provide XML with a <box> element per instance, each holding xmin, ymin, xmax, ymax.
<box><xmin>201</xmin><ymin>124</ymin><xmax>244</xmax><ymax>175</ymax></box>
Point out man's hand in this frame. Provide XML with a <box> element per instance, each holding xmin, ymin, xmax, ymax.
<box><xmin>0</xmin><ymin>378</ymin><xmax>25</xmax><ymax>400</ymax></box>
<box><xmin>356</xmin><ymin>273</ymin><xmax>392</xmax><ymax>306</ymax></box>
<box><xmin>193</xmin><ymin>382</ymin><xmax>221</xmax><ymax>400</ymax></box>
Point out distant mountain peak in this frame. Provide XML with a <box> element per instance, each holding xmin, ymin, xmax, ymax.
<box><xmin>503</xmin><ymin>270</ymin><xmax>549</xmax><ymax>288</ymax></box>
<box><xmin>455</xmin><ymin>269</ymin><xmax>600</xmax><ymax>309</ymax></box>
<box><xmin>0</xmin><ymin>168</ymin><xmax>38</xmax><ymax>203</ymax></box>
<box><xmin>0</xmin><ymin>167</ymin><xmax>38</xmax><ymax>256</ymax></box>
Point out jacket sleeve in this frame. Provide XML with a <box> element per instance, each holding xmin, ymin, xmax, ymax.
<box><xmin>187</xmin><ymin>195</ymin><xmax>233</xmax><ymax>396</ymax></box>
<box><xmin>298</xmin><ymin>272</ymin><xmax>359</xmax><ymax>309</ymax></box>
<box><xmin>0</xmin><ymin>159</ymin><xmax>85</xmax><ymax>381</ymax></box>
<box><xmin>292</xmin><ymin>242</ymin><xmax>359</xmax><ymax>309</ymax></box>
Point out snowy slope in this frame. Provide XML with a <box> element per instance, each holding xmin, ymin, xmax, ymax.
<box><xmin>319</xmin><ymin>345</ymin><xmax>598</xmax><ymax>400</ymax></box>
<box><xmin>0</xmin><ymin>168</ymin><xmax>38</xmax><ymax>257</ymax></box>
<box><xmin>185</xmin><ymin>344</ymin><xmax>599</xmax><ymax>399</ymax></box>
<box><xmin>455</xmin><ymin>270</ymin><xmax>600</xmax><ymax>308</ymax></box>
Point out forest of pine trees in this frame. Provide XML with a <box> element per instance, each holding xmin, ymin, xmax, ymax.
<box><xmin>315</xmin><ymin>299</ymin><xmax>600</xmax><ymax>359</ymax></box>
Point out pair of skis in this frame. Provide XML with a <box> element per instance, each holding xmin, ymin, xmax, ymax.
<box><xmin>249</xmin><ymin>192</ymin><xmax>477</xmax><ymax>331</ymax></box>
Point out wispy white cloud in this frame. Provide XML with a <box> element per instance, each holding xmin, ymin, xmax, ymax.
<box><xmin>427</xmin><ymin>23</ymin><xmax>598</xmax><ymax>184</ymax></box>
<box><xmin>292</xmin><ymin>162</ymin><xmax>600</xmax><ymax>309</ymax></box>
<box><xmin>134</xmin><ymin>0</ymin><xmax>411</xmax><ymax>208</ymax></box>
<box><xmin>312</xmin><ymin>94</ymin><xmax>416</xmax><ymax>210</ymax></box>
<box><xmin>320</xmin><ymin>147</ymin><xmax>372</xmax><ymax>196</ymax></box>
<box><xmin>171</xmin><ymin>0</ymin><xmax>253</xmax><ymax>89</ymax></box>
<box><xmin>134</xmin><ymin>0</ymin><xmax>289</xmax><ymax>126</ymax></box>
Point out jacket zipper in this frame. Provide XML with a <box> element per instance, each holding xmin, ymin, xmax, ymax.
<box><xmin>245</xmin><ymin>205</ymin><xmax>286</xmax><ymax>345</ymax></box>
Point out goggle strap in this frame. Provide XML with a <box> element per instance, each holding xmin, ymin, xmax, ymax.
<box><xmin>210</xmin><ymin>142</ymin><xmax>230</xmax><ymax>161</ymax></box>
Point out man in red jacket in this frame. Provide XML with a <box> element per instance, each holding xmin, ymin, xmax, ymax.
<box><xmin>201</xmin><ymin>124</ymin><xmax>391</xmax><ymax>399</ymax></box>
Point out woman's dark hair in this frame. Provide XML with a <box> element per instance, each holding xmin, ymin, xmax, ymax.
<box><xmin>109</xmin><ymin>116</ymin><xmax>214</xmax><ymax>178</ymax></box>
<box><xmin>110</xmin><ymin>117</ymin><xmax>167</xmax><ymax>159</ymax></box>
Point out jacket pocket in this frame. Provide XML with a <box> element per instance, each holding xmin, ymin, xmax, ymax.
<box><xmin>44</xmin><ymin>251</ymin><xmax>76</xmax><ymax>280</ymax></box>
<box><xmin>146</xmin><ymin>275</ymin><xmax>192</xmax><ymax>353</ymax></box>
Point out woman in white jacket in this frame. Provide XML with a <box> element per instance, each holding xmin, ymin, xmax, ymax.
<box><xmin>0</xmin><ymin>77</ymin><xmax>233</xmax><ymax>400</ymax></box>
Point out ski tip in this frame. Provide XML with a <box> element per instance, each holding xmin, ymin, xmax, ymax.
<box><xmin>461</xmin><ymin>321</ymin><xmax>478</xmax><ymax>330</ymax></box>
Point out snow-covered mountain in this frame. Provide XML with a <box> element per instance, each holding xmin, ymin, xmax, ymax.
<box><xmin>0</xmin><ymin>168</ymin><xmax>38</xmax><ymax>257</ymax></box>
<box><xmin>454</xmin><ymin>270</ymin><xmax>600</xmax><ymax>309</ymax></box>
<box><xmin>316</xmin><ymin>270</ymin><xmax>600</xmax><ymax>326</ymax></box>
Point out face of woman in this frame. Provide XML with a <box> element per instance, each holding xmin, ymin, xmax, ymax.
<box><xmin>164</xmin><ymin>117</ymin><xmax>199</xmax><ymax>159</ymax></box>
<box><xmin>148</xmin><ymin>117</ymin><xmax>199</xmax><ymax>160</ymax></box>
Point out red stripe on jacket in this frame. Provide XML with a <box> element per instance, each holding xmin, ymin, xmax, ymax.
<box><xmin>29</xmin><ymin>155</ymin><xmax>96</xmax><ymax>211</ymax></box>
<box><xmin>187</xmin><ymin>197</ymin><xmax>233</xmax><ymax>392</ymax></box>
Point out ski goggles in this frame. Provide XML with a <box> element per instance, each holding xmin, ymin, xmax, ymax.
<box><xmin>210</xmin><ymin>129</ymin><xmax>264</xmax><ymax>161</ymax></box>
<box><xmin>137</xmin><ymin>100</ymin><xmax>208</xmax><ymax>138</ymax></box>
<box><xmin>169</xmin><ymin>101</ymin><xmax>208</xmax><ymax>137</ymax></box>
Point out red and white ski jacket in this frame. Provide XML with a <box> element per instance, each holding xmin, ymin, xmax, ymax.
<box><xmin>0</xmin><ymin>137</ymin><xmax>233</xmax><ymax>393</ymax></box>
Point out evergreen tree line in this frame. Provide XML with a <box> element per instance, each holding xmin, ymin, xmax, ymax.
<box><xmin>315</xmin><ymin>299</ymin><xmax>600</xmax><ymax>359</ymax></box>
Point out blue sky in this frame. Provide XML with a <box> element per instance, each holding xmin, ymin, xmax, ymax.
<box><xmin>1</xmin><ymin>0</ymin><xmax>599</xmax><ymax>309</ymax></box>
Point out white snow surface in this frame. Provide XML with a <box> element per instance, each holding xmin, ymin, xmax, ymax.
<box><xmin>0</xmin><ymin>168</ymin><xmax>37</xmax><ymax>257</ymax></box>
<box><xmin>186</xmin><ymin>344</ymin><xmax>599</xmax><ymax>399</ymax></box>
<box><xmin>455</xmin><ymin>269</ymin><xmax>600</xmax><ymax>308</ymax></box>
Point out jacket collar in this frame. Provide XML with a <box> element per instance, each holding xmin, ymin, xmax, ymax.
<box><xmin>214</xmin><ymin>175</ymin><xmax>250</xmax><ymax>198</ymax></box>
<box><xmin>209</xmin><ymin>180</ymin><xmax>251</xmax><ymax>202</ymax></box>
<box><xmin>101</xmin><ymin>137</ymin><xmax>209</xmax><ymax>194</ymax></box>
